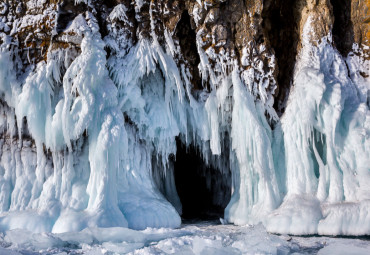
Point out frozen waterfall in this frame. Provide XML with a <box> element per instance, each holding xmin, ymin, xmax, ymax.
<box><xmin>0</xmin><ymin>10</ymin><xmax>369</xmax><ymax>236</ymax></box>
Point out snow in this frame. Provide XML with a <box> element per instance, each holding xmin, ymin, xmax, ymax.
<box><xmin>318</xmin><ymin>201</ymin><xmax>370</xmax><ymax>236</ymax></box>
<box><xmin>318</xmin><ymin>243</ymin><xmax>370</xmax><ymax>255</ymax></box>
<box><xmin>135</xmin><ymin>0</ymin><xmax>145</xmax><ymax>12</ymax></box>
<box><xmin>0</xmin><ymin>2</ymin><xmax>369</xmax><ymax>240</ymax></box>
<box><xmin>0</xmin><ymin>223</ymin><xmax>369</xmax><ymax>255</ymax></box>
<box><xmin>192</xmin><ymin>3</ymin><xmax>203</xmax><ymax>27</ymax></box>
<box><xmin>266</xmin><ymin>195</ymin><xmax>323</xmax><ymax>235</ymax></box>
<box><xmin>109</xmin><ymin>4</ymin><xmax>131</xmax><ymax>25</ymax></box>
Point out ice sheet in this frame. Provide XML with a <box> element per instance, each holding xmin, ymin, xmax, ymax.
<box><xmin>1</xmin><ymin>223</ymin><xmax>369</xmax><ymax>255</ymax></box>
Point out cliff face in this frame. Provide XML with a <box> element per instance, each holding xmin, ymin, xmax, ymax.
<box><xmin>0</xmin><ymin>0</ymin><xmax>369</xmax><ymax>235</ymax></box>
<box><xmin>1</xmin><ymin>0</ymin><xmax>369</xmax><ymax>109</ymax></box>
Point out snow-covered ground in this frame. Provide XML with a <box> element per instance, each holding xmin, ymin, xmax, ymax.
<box><xmin>0</xmin><ymin>222</ymin><xmax>369</xmax><ymax>255</ymax></box>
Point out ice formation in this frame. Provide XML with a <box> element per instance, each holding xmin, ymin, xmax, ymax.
<box><xmin>1</xmin><ymin>223</ymin><xmax>370</xmax><ymax>255</ymax></box>
<box><xmin>266</xmin><ymin>17</ymin><xmax>370</xmax><ymax>235</ymax></box>
<box><xmin>0</xmin><ymin>3</ymin><xmax>369</xmax><ymax>238</ymax></box>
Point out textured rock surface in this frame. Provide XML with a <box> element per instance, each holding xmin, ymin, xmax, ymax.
<box><xmin>1</xmin><ymin>0</ymin><xmax>368</xmax><ymax>111</ymax></box>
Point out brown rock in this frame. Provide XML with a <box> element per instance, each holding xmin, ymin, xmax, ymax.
<box><xmin>0</xmin><ymin>0</ymin><xmax>368</xmax><ymax>113</ymax></box>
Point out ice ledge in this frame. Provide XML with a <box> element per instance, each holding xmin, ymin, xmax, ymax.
<box><xmin>266</xmin><ymin>196</ymin><xmax>370</xmax><ymax>236</ymax></box>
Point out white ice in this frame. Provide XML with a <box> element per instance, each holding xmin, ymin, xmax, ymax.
<box><xmin>266</xmin><ymin>16</ymin><xmax>370</xmax><ymax>235</ymax></box>
<box><xmin>1</xmin><ymin>223</ymin><xmax>370</xmax><ymax>255</ymax></box>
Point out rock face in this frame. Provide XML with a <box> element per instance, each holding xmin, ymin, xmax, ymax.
<box><xmin>1</xmin><ymin>0</ymin><xmax>368</xmax><ymax>111</ymax></box>
<box><xmin>0</xmin><ymin>0</ymin><xmax>369</xmax><ymax>235</ymax></box>
<box><xmin>1</xmin><ymin>0</ymin><xmax>368</xmax><ymax>97</ymax></box>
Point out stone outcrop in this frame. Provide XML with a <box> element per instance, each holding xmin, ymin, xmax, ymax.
<box><xmin>0</xmin><ymin>0</ymin><xmax>368</xmax><ymax>99</ymax></box>
<box><xmin>1</xmin><ymin>0</ymin><xmax>368</xmax><ymax>114</ymax></box>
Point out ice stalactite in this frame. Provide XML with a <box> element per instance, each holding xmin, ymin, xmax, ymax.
<box><xmin>225</xmin><ymin>69</ymin><xmax>280</xmax><ymax>225</ymax></box>
<box><xmin>54</xmin><ymin>13</ymin><xmax>129</xmax><ymax>232</ymax></box>
<box><xmin>0</xmin><ymin>11</ymin><xmax>131</xmax><ymax>233</ymax></box>
<box><xmin>266</xmin><ymin>16</ymin><xmax>370</xmax><ymax>235</ymax></box>
<box><xmin>193</xmin><ymin>21</ymin><xmax>281</xmax><ymax>225</ymax></box>
<box><xmin>102</xmin><ymin>4</ymin><xmax>191</xmax><ymax>230</ymax></box>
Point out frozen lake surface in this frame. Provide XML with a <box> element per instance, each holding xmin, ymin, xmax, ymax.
<box><xmin>0</xmin><ymin>221</ymin><xmax>369</xmax><ymax>254</ymax></box>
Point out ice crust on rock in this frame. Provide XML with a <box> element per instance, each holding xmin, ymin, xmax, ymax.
<box><xmin>0</xmin><ymin>3</ymin><xmax>368</xmax><ymax>238</ymax></box>
<box><xmin>266</xmin><ymin>16</ymin><xmax>370</xmax><ymax>235</ymax></box>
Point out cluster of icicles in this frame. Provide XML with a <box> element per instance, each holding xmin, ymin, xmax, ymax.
<box><xmin>0</xmin><ymin>9</ymin><xmax>369</xmax><ymax>236</ymax></box>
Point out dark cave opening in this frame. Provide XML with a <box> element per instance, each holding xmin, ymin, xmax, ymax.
<box><xmin>174</xmin><ymin>139</ymin><xmax>231</xmax><ymax>220</ymax></box>
<box><xmin>330</xmin><ymin>0</ymin><xmax>354</xmax><ymax>56</ymax></box>
<box><xmin>262</xmin><ymin>0</ymin><xmax>302</xmax><ymax>114</ymax></box>
<box><xmin>175</xmin><ymin>11</ymin><xmax>202</xmax><ymax>90</ymax></box>
<box><xmin>56</xmin><ymin>0</ymin><xmax>87</xmax><ymax>34</ymax></box>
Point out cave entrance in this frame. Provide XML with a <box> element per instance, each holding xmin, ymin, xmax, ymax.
<box><xmin>330</xmin><ymin>0</ymin><xmax>354</xmax><ymax>56</ymax></box>
<box><xmin>174</xmin><ymin>139</ymin><xmax>231</xmax><ymax>221</ymax></box>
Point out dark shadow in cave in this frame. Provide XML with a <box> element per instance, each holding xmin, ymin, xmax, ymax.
<box><xmin>330</xmin><ymin>0</ymin><xmax>354</xmax><ymax>56</ymax></box>
<box><xmin>174</xmin><ymin>139</ymin><xmax>231</xmax><ymax>220</ymax></box>
<box><xmin>262</xmin><ymin>0</ymin><xmax>303</xmax><ymax>115</ymax></box>
<box><xmin>56</xmin><ymin>0</ymin><xmax>87</xmax><ymax>34</ymax></box>
<box><xmin>174</xmin><ymin>11</ymin><xmax>202</xmax><ymax>91</ymax></box>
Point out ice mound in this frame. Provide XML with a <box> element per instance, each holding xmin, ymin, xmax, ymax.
<box><xmin>1</xmin><ymin>224</ymin><xmax>370</xmax><ymax>255</ymax></box>
<box><xmin>266</xmin><ymin>195</ymin><xmax>323</xmax><ymax>235</ymax></box>
<box><xmin>318</xmin><ymin>201</ymin><xmax>370</xmax><ymax>236</ymax></box>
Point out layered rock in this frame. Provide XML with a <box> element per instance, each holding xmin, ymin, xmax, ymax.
<box><xmin>1</xmin><ymin>0</ymin><xmax>368</xmax><ymax>104</ymax></box>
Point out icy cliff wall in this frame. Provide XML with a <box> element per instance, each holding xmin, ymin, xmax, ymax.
<box><xmin>0</xmin><ymin>0</ymin><xmax>369</xmax><ymax>235</ymax></box>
